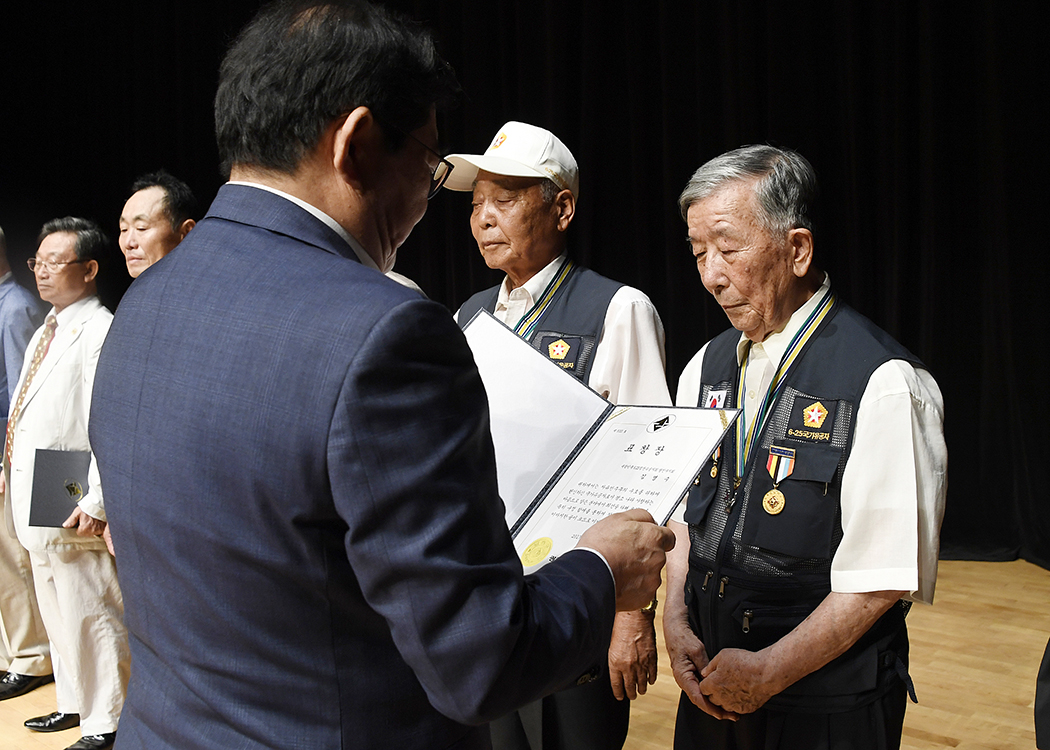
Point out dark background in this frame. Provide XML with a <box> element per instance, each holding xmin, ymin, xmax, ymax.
<box><xmin>1</xmin><ymin>2</ymin><xmax>1045</xmax><ymax>566</ymax></box>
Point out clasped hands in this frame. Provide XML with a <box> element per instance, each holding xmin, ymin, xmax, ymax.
<box><xmin>666</xmin><ymin>617</ymin><xmax>784</xmax><ymax>719</ymax></box>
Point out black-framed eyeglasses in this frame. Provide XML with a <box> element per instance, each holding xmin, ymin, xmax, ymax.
<box><xmin>383</xmin><ymin>122</ymin><xmax>454</xmax><ymax>200</ymax></box>
<box><xmin>28</xmin><ymin>257</ymin><xmax>87</xmax><ymax>273</ymax></box>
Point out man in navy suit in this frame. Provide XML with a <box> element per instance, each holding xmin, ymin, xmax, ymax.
<box><xmin>89</xmin><ymin>2</ymin><xmax>674</xmax><ymax>749</ymax></box>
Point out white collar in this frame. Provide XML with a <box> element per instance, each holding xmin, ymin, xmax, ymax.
<box><xmin>50</xmin><ymin>295</ymin><xmax>97</xmax><ymax>328</ymax></box>
<box><xmin>496</xmin><ymin>253</ymin><xmax>567</xmax><ymax>308</ymax></box>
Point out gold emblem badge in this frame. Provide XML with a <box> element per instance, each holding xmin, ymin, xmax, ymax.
<box><xmin>490</xmin><ymin>132</ymin><xmax>507</xmax><ymax>149</ymax></box>
<box><xmin>762</xmin><ymin>489</ymin><xmax>786</xmax><ymax>515</ymax></box>
<box><xmin>63</xmin><ymin>480</ymin><xmax>84</xmax><ymax>501</ymax></box>
<box><xmin>802</xmin><ymin>401</ymin><xmax>829</xmax><ymax>429</ymax></box>
<box><xmin>547</xmin><ymin>339</ymin><xmax>571</xmax><ymax>360</ymax></box>
<box><xmin>521</xmin><ymin>537</ymin><xmax>553</xmax><ymax>568</ymax></box>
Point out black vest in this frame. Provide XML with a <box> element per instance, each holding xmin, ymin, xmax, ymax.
<box><xmin>685</xmin><ymin>300</ymin><xmax>925</xmax><ymax>712</ymax></box>
<box><xmin>457</xmin><ymin>262</ymin><xmax>622</xmax><ymax>384</ymax></box>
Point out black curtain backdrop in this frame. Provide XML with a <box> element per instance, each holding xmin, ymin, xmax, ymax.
<box><xmin>1</xmin><ymin>2</ymin><xmax>1045</xmax><ymax>566</ymax></box>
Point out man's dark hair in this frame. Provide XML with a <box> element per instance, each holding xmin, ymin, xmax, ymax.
<box><xmin>215</xmin><ymin>0</ymin><xmax>460</xmax><ymax>178</ymax></box>
<box><xmin>130</xmin><ymin>170</ymin><xmax>199</xmax><ymax>231</ymax></box>
<box><xmin>38</xmin><ymin>217</ymin><xmax>108</xmax><ymax>263</ymax></box>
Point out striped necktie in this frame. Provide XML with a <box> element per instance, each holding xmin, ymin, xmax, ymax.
<box><xmin>5</xmin><ymin>315</ymin><xmax>58</xmax><ymax>466</ymax></box>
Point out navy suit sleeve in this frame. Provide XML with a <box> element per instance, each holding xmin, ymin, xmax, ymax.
<box><xmin>328</xmin><ymin>297</ymin><xmax>616</xmax><ymax>725</ymax></box>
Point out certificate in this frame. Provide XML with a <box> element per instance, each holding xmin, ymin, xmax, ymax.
<box><xmin>512</xmin><ymin>405</ymin><xmax>732</xmax><ymax>569</ymax></box>
<box><xmin>462</xmin><ymin>311</ymin><xmax>738</xmax><ymax>570</ymax></box>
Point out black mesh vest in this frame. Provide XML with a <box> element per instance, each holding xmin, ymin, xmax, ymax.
<box><xmin>457</xmin><ymin>261</ymin><xmax>622</xmax><ymax>384</ymax></box>
<box><xmin>685</xmin><ymin>299</ymin><xmax>925</xmax><ymax>712</ymax></box>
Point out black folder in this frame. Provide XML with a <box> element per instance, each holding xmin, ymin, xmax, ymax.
<box><xmin>29</xmin><ymin>449</ymin><xmax>91</xmax><ymax>527</ymax></box>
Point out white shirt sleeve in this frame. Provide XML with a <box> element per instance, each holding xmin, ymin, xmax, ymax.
<box><xmin>587</xmin><ymin>286</ymin><xmax>670</xmax><ymax>405</ymax></box>
<box><xmin>832</xmin><ymin>361</ymin><xmax>946</xmax><ymax>604</ymax></box>
<box><xmin>669</xmin><ymin>343</ymin><xmax>711</xmax><ymax>524</ymax></box>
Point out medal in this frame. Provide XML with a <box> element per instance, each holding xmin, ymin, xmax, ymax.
<box><xmin>763</xmin><ymin>445</ymin><xmax>796</xmax><ymax>515</ymax></box>
<box><xmin>763</xmin><ymin>489</ymin><xmax>786</xmax><ymax>514</ymax></box>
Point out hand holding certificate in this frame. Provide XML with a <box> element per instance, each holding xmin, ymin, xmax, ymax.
<box><xmin>463</xmin><ymin>310</ymin><xmax>740</xmax><ymax>572</ymax></box>
<box><xmin>578</xmin><ymin>508</ymin><xmax>676</xmax><ymax>611</ymax></box>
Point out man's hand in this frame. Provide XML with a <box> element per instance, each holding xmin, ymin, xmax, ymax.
<box><xmin>0</xmin><ymin>465</ymin><xmax>6</xmax><ymax>495</ymax></box>
<box><xmin>698</xmin><ymin>590</ymin><xmax>905</xmax><ymax>715</ymax></box>
<box><xmin>62</xmin><ymin>507</ymin><xmax>107</xmax><ymax>538</ymax></box>
<box><xmin>699</xmin><ymin>647</ymin><xmax>779</xmax><ymax>714</ymax></box>
<box><xmin>102</xmin><ymin>524</ymin><xmax>115</xmax><ymax>556</ymax></box>
<box><xmin>664</xmin><ymin>612</ymin><xmax>738</xmax><ymax>721</ymax></box>
<box><xmin>608</xmin><ymin>609</ymin><xmax>657</xmax><ymax>700</ymax></box>
<box><xmin>577</xmin><ymin>508</ymin><xmax>675</xmax><ymax>611</ymax></box>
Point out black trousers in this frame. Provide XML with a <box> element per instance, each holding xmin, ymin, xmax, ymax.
<box><xmin>489</xmin><ymin>675</ymin><xmax>630</xmax><ymax>750</ymax></box>
<box><xmin>673</xmin><ymin>681</ymin><xmax>907</xmax><ymax>750</ymax></box>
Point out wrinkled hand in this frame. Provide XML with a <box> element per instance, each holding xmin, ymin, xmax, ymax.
<box><xmin>700</xmin><ymin>647</ymin><xmax>779</xmax><ymax>715</ymax></box>
<box><xmin>102</xmin><ymin>524</ymin><xmax>115</xmax><ymax>556</ymax></box>
<box><xmin>609</xmin><ymin>609</ymin><xmax>657</xmax><ymax>700</ymax></box>
<box><xmin>664</xmin><ymin>616</ymin><xmax>738</xmax><ymax>721</ymax></box>
<box><xmin>62</xmin><ymin>507</ymin><xmax>107</xmax><ymax>538</ymax></box>
<box><xmin>577</xmin><ymin>509</ymin><xmax>675</xmax><ymax>611</ymax></box>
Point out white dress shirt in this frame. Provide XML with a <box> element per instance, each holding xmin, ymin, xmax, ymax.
<box><xmin>457</xmin><ymin>254</ymin><xmax>670</xmax><ymax>405</ymax></box>
<box><xmin>675</xmin><ymin>276</ymin><xmax>946</xmax><ymax>604</ymax></box>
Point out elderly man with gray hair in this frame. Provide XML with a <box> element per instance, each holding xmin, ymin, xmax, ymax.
<box><xmin>663</xmin><ymin>145</ymin><xmax>946</xmax><ymax>749</ymax></box>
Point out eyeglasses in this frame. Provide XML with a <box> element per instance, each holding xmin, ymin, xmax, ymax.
<box><xmin>28</xmin><ymin>257</ymin><xmax>87</xmax><ymax>273</ymax></box>
<box><xmin>383</xmin><ymin>122</ymin><xmax>454</xmax><ymax>200</ymax></box>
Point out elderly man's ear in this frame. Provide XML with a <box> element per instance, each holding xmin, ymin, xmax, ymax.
<box><xmin>554</xmin><ymin>190</ymin><xmax>575</xmax><ymax>233</ymax></box>
<box><xmin>787</xmin><ymin>227</ymin><xmax>814</xmax><ymax>278</ymax></box>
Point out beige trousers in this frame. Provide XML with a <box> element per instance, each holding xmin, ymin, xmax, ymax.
<box><xmin>28</xmin><ymin>545</ymin><xmax>129</xmax><ymax>735</ymax></box>
<box><xmin>0</xmin><ymin>519</ymin><xmax>50</xmax><ymax>676</ymax></box>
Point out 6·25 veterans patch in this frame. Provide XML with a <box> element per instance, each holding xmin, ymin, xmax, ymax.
<box><xmin>786</xmin><ymin>399</ymin><xmax>838</xmax><ymax>443</ymax></box>
<box><xmin>542</xmin><ymin>335</ymin><xmax>583</xmax><ymax>371</ymax></box>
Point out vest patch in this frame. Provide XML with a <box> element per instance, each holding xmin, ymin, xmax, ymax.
<box><xmin>540</xmin><ymin>335</ymin><xmax>582</xmax><ymax>370</ymax></box>
<box><xmin>786</xmin><ymin>399</ymin><xmax>838</xmax><ymax>442</ymax></box>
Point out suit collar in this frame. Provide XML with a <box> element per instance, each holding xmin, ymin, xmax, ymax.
<box><xmin>205</xmin><ymin>183</ymin><xmax>365</xmax><ymax>267</ymax></box>
<box><xmin>51</xmin><ymin>294</ymin><xmax>101</xmax><ymax>330</ymax></box>
<box><xmin>21</xmin><ymin>295</ymin><xmax>103</xmax><ymax>408</ymax></box>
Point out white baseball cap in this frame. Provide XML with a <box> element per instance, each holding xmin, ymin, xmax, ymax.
<box><xmin>443</xmin><ymin>121</ymin><xmax>579</xmax><ymax>198</ymax></box>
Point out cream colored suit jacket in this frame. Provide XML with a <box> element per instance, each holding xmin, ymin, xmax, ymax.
<box><xmin>3</xmin><ymin>295</ymin><xmax>111</xmax><ymax>553</ymax></box>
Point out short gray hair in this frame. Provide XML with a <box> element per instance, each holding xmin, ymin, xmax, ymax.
<box><xmin>678</xmin><ymin>145</ymin><xmax>818</xmax><ymax>236</ymax></box>
<box><xmin>538</xmin><ymin>177</ymin><xmax>562</xmax><ymax>204</ymax></box>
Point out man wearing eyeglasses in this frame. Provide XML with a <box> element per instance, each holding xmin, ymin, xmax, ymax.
<box><xmin>1</xmin><ymin>217</ymin><xmax>128</xmax><ymax>750</ymax></box>
<box><xmin>87</xmin><ymin>3</ymin><xmax>674</xmax><ymax>749</ymax></box>
<box><xmin>448</xmin><ymin>122</ymin><xmax>671</xmax><ymax>750</ymax></box>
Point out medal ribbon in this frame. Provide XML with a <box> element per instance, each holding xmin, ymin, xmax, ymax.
<box><xmin>735</xmin><ymin>288</ymin><xmax>835</xmax><ymax>479</ymax></box>
<box><xmin>513</xmin><ymin>258</ymin><xmax>575</xmax><ymax>339</ymax></box>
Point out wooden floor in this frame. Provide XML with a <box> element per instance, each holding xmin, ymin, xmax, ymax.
<box><xmin>0</xmin><ymin>559</ymin><xmax>1046</xmax><ymax>749</ymax></box>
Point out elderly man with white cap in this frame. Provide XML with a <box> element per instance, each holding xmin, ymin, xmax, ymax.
<box><xmin>447</xmin><ymin>121</ymin><xmax>670</xmax><ymax>750</ymax></box>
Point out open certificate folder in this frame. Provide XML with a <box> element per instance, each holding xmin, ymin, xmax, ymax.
<box><xmin>462</xmin><ymin>310</ymin><xmax>739</xmax><ymax>571</ymax></box>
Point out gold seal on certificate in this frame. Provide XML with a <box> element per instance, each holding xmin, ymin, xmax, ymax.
<box><xmin>521</xmin><ymin>537</ymin><xmax>553</xmax><ymax>568</ymax></box>
<box><xmin>762</xmin><ymin>489</ymin><xmax>785</xmax><ymax>515</ymax></box>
